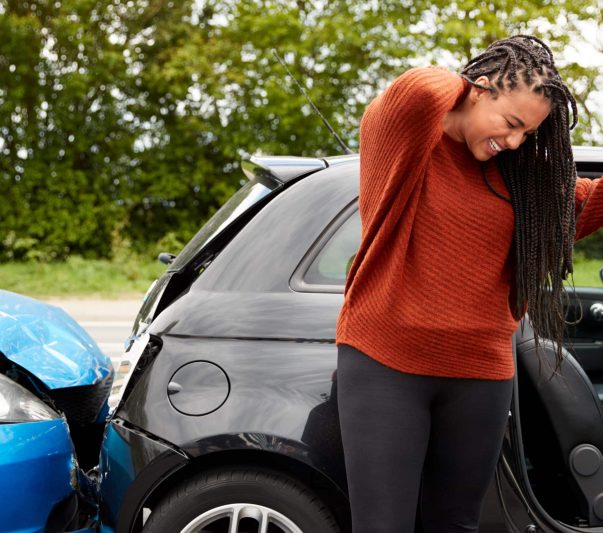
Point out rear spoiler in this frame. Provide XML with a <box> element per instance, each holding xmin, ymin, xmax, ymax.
<box><xmin>242</xmin><ymin>155</ymin><xmax>327</xmax><ymax>187</ymax></box>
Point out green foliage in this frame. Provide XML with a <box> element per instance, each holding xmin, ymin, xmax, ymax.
<box><xmin>151</xmin><ymin>231</ymin><xmax>187</xmax><ymax>259</ymax></box>
<box><xmin>0</xmin><ymin>0</ymin><xmax>601</xmax><ymax>262</ymax></box>
<box><xmin>0</xmin><ymin>0</ymin><xmax>136</xmax><ymax>260</ymax></box>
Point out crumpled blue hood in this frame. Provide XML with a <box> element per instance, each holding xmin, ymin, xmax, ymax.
<box><xmin>0</xmin><ymin>290</ymin><xmax>113</xmax><ymax>389</ymax></box>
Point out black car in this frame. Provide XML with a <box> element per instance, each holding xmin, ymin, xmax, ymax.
<box><xmin>99</xmin><ymin>147</ymin><xmax>603</xmax><ymax>533</ymax></box>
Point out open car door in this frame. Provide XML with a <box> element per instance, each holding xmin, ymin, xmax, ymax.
<box><xmin>497</xmin><ymin>150</ymin><xmax>603</xmax><ymax>533</ymax></box>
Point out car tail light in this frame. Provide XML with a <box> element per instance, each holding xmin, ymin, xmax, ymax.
<box><xmin>108</xmin><ymin>333</ymin><xmax>162</xmax><ymax>414</ymax></box>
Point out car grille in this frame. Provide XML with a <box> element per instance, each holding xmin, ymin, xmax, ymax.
<box><xmin>49</xmin><ymin>371</ymin><xmax>113</xmax><ymax>425</ymax></box>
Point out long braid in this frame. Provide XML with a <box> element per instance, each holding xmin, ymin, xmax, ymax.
<box><xmin>461</xmin><ymin>35</ymin><xmax>578</xmax><ymax>375</ymax></box>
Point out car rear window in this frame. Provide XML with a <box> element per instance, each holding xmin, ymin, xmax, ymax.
<box><xmin>169</xmin><ymin>179</ymin><xmax>277</xmax><ymax>271</ymax></box>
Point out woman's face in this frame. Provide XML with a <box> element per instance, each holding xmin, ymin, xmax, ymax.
<box><xmin>460</xmin><ymin>75</ymin><xmax>552</xmax><ymax>161</ymax></box>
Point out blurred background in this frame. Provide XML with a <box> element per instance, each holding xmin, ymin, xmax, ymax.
<box><xmin>0</xmin><ymin>0</ymin><xmax>601</xmax><ymax>297</ymax></box>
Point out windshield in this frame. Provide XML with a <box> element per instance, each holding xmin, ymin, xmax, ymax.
<box><xmin>169</xmin><ymin>179</ymin><xmax>278</xmax><ymax>271</ymax></box>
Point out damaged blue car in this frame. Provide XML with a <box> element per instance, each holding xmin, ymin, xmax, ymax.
<box><xmin>0</xmin><ymin>289</ymin><xmax>113</xmax><ymax>533</ymax></box>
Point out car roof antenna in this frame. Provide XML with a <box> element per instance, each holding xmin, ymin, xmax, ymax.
<box><xmin>272</xmin><ymin>48</ymin><xmax>353</xmax><ymax>155</ymax></box>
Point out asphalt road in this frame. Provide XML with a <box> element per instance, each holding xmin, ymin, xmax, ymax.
<box><xmin>43</xmin><ymin>298</ymin><xmax>142</xmax><ymax>366</ymax></box>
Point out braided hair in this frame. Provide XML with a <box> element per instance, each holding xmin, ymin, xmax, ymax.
<box><xmin>461</xmin><ymin>35</ymin><xmax>578</xmax><ymax>376</ymax></box>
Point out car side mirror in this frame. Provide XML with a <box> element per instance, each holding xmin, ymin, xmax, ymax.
<box><xmin>600</xmin><ymin>267</ymin><xmax>603</xmax><ymax>284</ymax></box>
<box><xmin>158</xmin><ymin>252</ymin><xmax>176</xmax><ymax>265</ymax></box>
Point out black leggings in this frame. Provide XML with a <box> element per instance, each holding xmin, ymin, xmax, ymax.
<box><xmin>337</xmin><ymin>343</ymin><xmax>514</xmax><ymax>533</ymax></box>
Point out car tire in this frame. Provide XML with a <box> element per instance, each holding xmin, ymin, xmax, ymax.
<box><xmin>142</xmin><ymin>466</ymin><xmax>341</xmax><ymax>533</ymax></box>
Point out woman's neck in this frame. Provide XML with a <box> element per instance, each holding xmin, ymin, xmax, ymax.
<box><xmin>442</xmin><ymin>111</ymin><xmax>464</xmax><ymax>143</ymax></box>
<box><xmin>442</xmin><ymin>94</ymin><xmax>471</xmax><ymax>143</ymax></box>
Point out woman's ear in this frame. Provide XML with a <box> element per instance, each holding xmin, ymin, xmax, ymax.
<box><xmin>470</xmin><ymin>75</ymin><xmax>492</xmax><ymax>102</ymax></box>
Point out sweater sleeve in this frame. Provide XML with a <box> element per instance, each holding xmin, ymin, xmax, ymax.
<box><xmin>341</xmin><ymin>67</ymin><xmax>468</xmax><ymax>298</ymax></box>
<box><xmin>357</xmin><ymin>67</ymin><xmax>468</xmax><ymax>235</ymax></box>
<box><xmin>575</xmin><ymin>176</ymin><xmax>603</xmax><ymax>241</ymax></box>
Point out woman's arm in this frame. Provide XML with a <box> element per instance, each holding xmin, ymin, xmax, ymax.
<box><xmin>358</xmin><ymin>67</ymin><xmax>467</xmax><ymax>232</ymax></box>
<box><xmin>343</xmin><ymin>66</ymin><xmax>468</xmax><ymax>298</ymax></box>
<box><xmin>575</xmin><ymin>176</ymin><xmax>603</xmax><ymax>241</ymax></box>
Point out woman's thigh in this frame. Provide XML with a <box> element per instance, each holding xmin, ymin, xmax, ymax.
<box><xmin>337</xmin><ymin>344</ymin><xmax>436</xmax><ymax>533</ymax></box>
<box><xmin>419</xmin><ymin>376</ymin><xmax>514</xmax><ymax>533</ymax></box>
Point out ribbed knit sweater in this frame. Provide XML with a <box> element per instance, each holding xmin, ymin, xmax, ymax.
<box><xmin>335</xmin><ymin>66</ymin><xmax>603</xmax><ymax>380</ymax></box>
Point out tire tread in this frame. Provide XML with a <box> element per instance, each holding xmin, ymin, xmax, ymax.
<box><xmin>142</xmin><ymin>465</ymin><xmax>340</xmax><ymax>533</ymax></box>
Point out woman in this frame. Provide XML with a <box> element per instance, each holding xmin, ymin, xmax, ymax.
<box><xmin>335</xmin><ymin>35</ymin><xmax>603</xmax><ymax>532</ymax></box>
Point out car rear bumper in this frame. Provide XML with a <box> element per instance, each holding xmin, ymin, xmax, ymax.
<box><xmin>98</xmin><ymin>418</ymin><xmax>188</xmax><ymax>532</ymax></box>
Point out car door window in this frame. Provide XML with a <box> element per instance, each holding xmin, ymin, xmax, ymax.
<box><xmin>303</xmin><ymin>209</ymin><xmax>360</xmax><ymax>288</ymax></box>
<box><xmin>573</xmin><ymin>174</ymin><xmax>603</xmax><ymax>289</ymax></box>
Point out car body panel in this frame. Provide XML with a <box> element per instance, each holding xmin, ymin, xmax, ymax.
<box><xmin>98</xmin><ymin>420</ymin><xmax>188</xmax><ymax>531</ymax></box>
<box><xmin>0</xmin><ymin>418</ymin><xmax>75</xmax><ymax>532</ymax></box>
<box><xmin>120</xmin><ymin>334</ymin><xmax>344</xmax><ymax>476</ymax></box>
<box><xmin>0</xmin><ymin>290</ymin><xmax>112</xmax><ymax>389</ymax></box>
<box><xmin>149</xmin><ymin>290</ymin><xmax>343</xmax><ymax>340</ymax></box>
<box><xmin>573</xmin><ymin>146</ymin><xmax>603</xmax><ymax>164</ymax></box>
<box><xmin>190</xmin><ymin>161</ymin><xmax>358</xmax><ymax>294</ymax></box>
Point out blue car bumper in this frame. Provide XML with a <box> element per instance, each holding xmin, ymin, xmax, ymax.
<box><xmin>0</xmin><ymin>418</ymin><xmax>77</xmax><ymax>532</ymax></box>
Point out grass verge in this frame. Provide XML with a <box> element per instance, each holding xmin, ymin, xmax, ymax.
<box><xmin>570</xmin><ymin>256</ymin><xmax>603</xmax><ymax>288</ymax></box>
<box><xmin>0</xmin><ymin>256</ymin><xmax>167</xmax><ymax>299</ymax></box>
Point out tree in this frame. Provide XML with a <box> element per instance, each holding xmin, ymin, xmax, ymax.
<box><xmin>0</xmin><ymin>0</ymin><xmax>601</xmax><ymax>260</ymax></box>
<box><xmin>0</xmin><ymin>0</ymin><xmax>139</xmax><ymax>259</ymax></box>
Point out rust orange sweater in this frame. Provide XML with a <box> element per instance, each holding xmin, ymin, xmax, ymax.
<box><xmin>335</xmin><ymin>66</ymin><xmax>603</xmax><ymax>380</ymax></box>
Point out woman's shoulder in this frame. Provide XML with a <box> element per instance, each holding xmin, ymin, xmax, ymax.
<box><xmin>360</xmin><ymin>65</ymin><xmax>468</xmax><ymax>147</ymax></box>
<box><xmin>402</xmin><ymin>65</ymin><xmax>458</xmax><ymax>79</ymax></box>
<box><xmin>391</xmin><ymin>66</ymin><xmax>464</xmax><ymax>97</ymax></box>
<box><xmin>369</xmin><ymin>66</ymin><xmax>466</xmax><ymax>120</ymax></box>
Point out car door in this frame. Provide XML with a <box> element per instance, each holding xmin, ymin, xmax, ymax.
<box><xmin>565</xmin><ymin>158</ymin><xmax>603</xmax><ymax>398</ymax></box>
<box><xmin>498</xmin><ymin>156</ymin><xmax>603</xmax><ymax>533</ymax></box>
